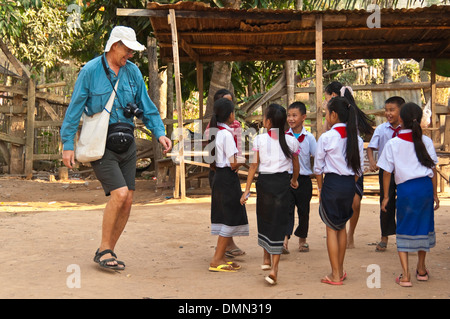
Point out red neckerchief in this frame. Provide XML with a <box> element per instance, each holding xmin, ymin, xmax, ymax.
<box><xmin>389</xmin><ymin>125</ymin><xmax>401</xmax><ymax>138</ymax></box>
<box><xmin>397</xmin><ymin>131</ymin><xmax>413</xmax><ymax>142</ymax></box>
<box><xmin>333</xmin><ymin>126</ymin><xmax>347</xmax><ymax>138</ymax></box>
<box><xmin>286</xmin><ymin>130</ymin><xmax>306</xmax><ymax>143</ymax></box>
<box><xmin>218</xmin><ymin>125</ymin><xmax>238</xmax><ymax>146</ymax></box>
<box><xmin>267</xmin><ymin>129</ymin><xmax>278</xmax><ymax>140</ymax></box>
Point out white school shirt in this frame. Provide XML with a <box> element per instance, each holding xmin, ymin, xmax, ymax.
<box><xmin>252</xmin><ymin>128</ymin><xmax>300</xmax><ymax>173</ymax></box>
<box><xmin>368</xmin><ymin>122</ymin><xmax>402</xmax><ymax>156</ymax></box>
<box><xmin>314</xmin><ymin>123</ymin><xmax>364</xmax><ymax>176</ymax></box>
<box><xmin>286</xmin><ymin>127</ymin><xmax>317</xmax><ymax>175</ymax></box>
<box><xmin>214</xmin><ymin>122</ymin><xmax>238</xmax><ymax>168</ymax></box>
<box><xmin>377</xmin><ymin>129</ymin><xmax>438</xmax><ymax>185</ymax></box>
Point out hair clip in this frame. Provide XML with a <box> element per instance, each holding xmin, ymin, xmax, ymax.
<box><xmin>340</xmin><ymin>86</ymin><xmax>353</xmax><ymax>97</ymax></box>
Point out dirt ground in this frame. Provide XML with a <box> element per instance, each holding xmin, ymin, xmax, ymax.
<box><xmin>0</xmin><ymin>174</ymin><xmax>449</xmax><ymax>300</ymax></box>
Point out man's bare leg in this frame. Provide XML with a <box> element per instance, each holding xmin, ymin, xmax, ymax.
<box><xmin>98</xmin><ymin>187</ymin><xmax>133</xmax><ymax>267</ymax></box>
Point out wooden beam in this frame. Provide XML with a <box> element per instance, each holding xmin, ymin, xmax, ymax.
<box><xmin>168</xmin><ymin>9</ymin><xmax>186</xmax><ymax>200</ymax></box>
<box><xmin>158</xmin><ymin>40</ymin><xmax>443</xmax><ymax>53</ymax></box>
<box><xmin>156</xmin><ymin>25</ymin><xmax>450</xmax><ymax>38</ymax></box>
<box><xmin>180</xmin><ymin>38</ymin><xmax>199</xmax><ymax>61</ymax></box>
<box><xmin>39</xmin><ymin>99</ymin><xmax>60</xmax><ymax>121</ymax></box>
<box><xmin>0</xmin><ymin>39</ymin><xmax>25</xmax><ymax>78</ymax></box>
<box><xmin>36</xmin><ymin>82</ymin><xmax>66</xmax><ymax>89</ymax></box>
<box><xmin>117</xmin><ymin>8</ymin><xmax>304</xmax><ymax>21</ymax></box>
<box><xmin>315</xmin><ymin>14</ymin><xmax>323</xmax><ymax>137</ymax></box>
<box><xmin>24</xmin><ymin>78</ymin><xmax>35</xmax><ymax>175</ymax></box>
<box><xmin>0</xmin><ymin>132</ymin><xmax>25</xmax><ymax>145</ymax></box>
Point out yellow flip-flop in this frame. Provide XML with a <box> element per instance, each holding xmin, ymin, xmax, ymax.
<box><xmin>227</xmin><ymin>261</ymin><xmax>241</xmax><ymax>270</ymax></box>
<box><xmin>209</xmin><ymin>264</ymin><xmax>237</xmax><ymax>272</ymax></box>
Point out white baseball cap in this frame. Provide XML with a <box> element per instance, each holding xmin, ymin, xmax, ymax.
<box><xmin>104</xmin><ymin>26</ymin><xmax>145</xmax><ymax>52</ymax></box>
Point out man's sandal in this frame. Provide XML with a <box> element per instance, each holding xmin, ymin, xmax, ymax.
<box><xmin>94</xmin><ymin>249</ymin><xmax>125</xmax><ymax>270</ymax></box>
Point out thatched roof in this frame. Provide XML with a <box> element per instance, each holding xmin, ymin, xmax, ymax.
<box><xmin>141</xmin><ymin>1</ymin><xmax>450</xmax><ymax>62</ymax></box>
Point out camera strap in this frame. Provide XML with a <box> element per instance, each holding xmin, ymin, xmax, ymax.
<box><xmin>102</xmin><ymin>54</ymin><xmax>137</xmax><ymax>109</ymax></box>
<box><xmin>102</xmin><ymin>55</ymin><xmax>124</xmax><ymax>108</ymax></box>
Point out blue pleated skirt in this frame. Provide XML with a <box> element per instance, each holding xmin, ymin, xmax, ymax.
<box><xmin>319</xmin><ymin>173</ymin><xmax>356</xmax><ymax>231</ymax></box>
<box><xmin>396</xmin><ymin>176</ymin><xmax>435</xmax><ymax>252</ymax></box>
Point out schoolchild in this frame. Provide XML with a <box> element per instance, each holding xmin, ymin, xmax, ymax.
<box><xmin>284</xmin><ymin>102</ymin><xmax>317</xmax><ymax>253</ymax></box>
<box><xmin>208</xmin><ymin>98</ymin><xmax>249</xmax><ymax>272</ymax></box>
<box><xmin>324</xmin><ymin>81</ymin><xmax>374</xmax><ymax>248</ymax></box>
<box><xmin>205</xmin><ymin>88</ymin><xmax>245</xmax><ymax>259</ymax></box>
<box><xmin>367</xmin><ymin>96</ymin><xmax>405</xmax><ymax>252</ymax></box>
<box><xmin>240</xmin><ymin>104</ymin><xmax>300</xmax><ymax>285</ymax></box>
<box><xmin>377</xmin><ymin>102</ymin><xmax>439</xmax><ymax>287</ymax></box>
<box><xmin>314</xmin><ymin>97</ymin><xmax>364</xmax><ymax>285</ymax></box>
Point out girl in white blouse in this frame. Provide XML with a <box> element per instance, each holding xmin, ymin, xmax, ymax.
<box><xmin>314</xmin><ymin>96</ymin><xmax>364</xmax><ymax>285</ymax></box>
<box><xmin>208</xmin><ymin>98</ymin><xmax>248</xmax><ymax>273</ymax></box>
<box><xmin>377</xmin><ymin>102</ymin><xmax>439</xmax><ymax>287</ymax></box>
<box><xmin>241</xmin><ymin>104</ymin><xmax>300</xmax><ymax>285</ymax></box>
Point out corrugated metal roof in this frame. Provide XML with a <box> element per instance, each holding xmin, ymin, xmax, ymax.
<box><xmin>146</xmin><ymin>1</ymin><xmax>450</xmax><ymax>62</ymax></box>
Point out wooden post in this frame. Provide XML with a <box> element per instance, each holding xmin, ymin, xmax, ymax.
<box><xmin>196</xmin><ymin>61</ymin><xmax>204</xmax><ymax>119</ymax></box>
<box><xmin>147</xmin><ymin>36</ymin><xmax>163</xmax><ymax>174</ymax></box>
<box><xmin>315</xmin><ymin>14</ymin><xmax>324</xmax><ymax>137</ymax></box>
<box><xmin>430</xmin><ymin>59</ymin><xmax>439</xmax><ymax>144</ymax></box>
<box><xmin>166</xmin><ymin>62</ymin><xmax>174</xmax><ymax>140</ymax></box>
<box><xmin>168</xmin><ymin>9</ymin><xmax>186</xmax><ymax>199</ymax></box>
<box><xmin>10</xmin><ymin>94</ymin><xmax>24</xmax><ymax>174</ymax></box>
<box><xmin>24</xmin><ymin>78</ymin><xmax>35</xmax><ymax>177</ymax></box>
<box><xmin>285</xmin><ymin>60</ymin><xmax>295</xmax><ymax>106</ymax></box>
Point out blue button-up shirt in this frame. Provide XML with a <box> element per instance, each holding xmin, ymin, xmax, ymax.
<box><xmin>60</xmin><ymin>54</ymin><xmax>166</xmax><ymax>151</ymax></box>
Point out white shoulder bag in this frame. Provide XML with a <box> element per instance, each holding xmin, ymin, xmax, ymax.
<box><xmin>75</xmin><ymin>80</ymin><xmax>119</xmax><ymax>163</ymax></box>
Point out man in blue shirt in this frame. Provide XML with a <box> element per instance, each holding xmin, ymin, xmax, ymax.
<box><xmin>61</xmin><ymin>26</ymin><xmax>171</xmax><ymax>270</ymax></box>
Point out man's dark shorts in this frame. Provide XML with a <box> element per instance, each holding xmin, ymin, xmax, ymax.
<box><xmin>90</xmin><ymin>141</ymin><xmax>136</xmax><ymax>196</ymax></box>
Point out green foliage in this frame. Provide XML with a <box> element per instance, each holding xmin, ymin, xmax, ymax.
<box><xmin>0</xmin><ymin>0</ymin><xmax>42</xmax><ymax>38</ymax></box>
<box><xmin>3</xmin><ymin>1</ymin><xmax>77</xmax><ymax>75</ymax></box>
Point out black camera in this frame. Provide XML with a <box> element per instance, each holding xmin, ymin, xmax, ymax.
<box><xmin>123</xmin><ymin>102</ymin><xmax>143</xmax><ymax>119</ymax></box>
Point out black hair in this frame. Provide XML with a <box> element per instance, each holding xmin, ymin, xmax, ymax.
<box><xmin>265</xmin><ymin>103</ymin><xmax>292</xmax><ymax>160</ymax></box>
<box><xmin>385</xmin><ymin>96</ymin><xmax>405</xmax><ymax>107</ymax></box>
<box><xmin>325</xmin><ymin>81</ymin><xmax>374</xmax><ymax>136</ymax></box>
<box><xmin>327</xmin><ymin>96</ymin><xmax>362</xmax><ymax>175</ymax></box>
<box><xmin>400</xmin><ymin>103</ymin><xmax>434</xmax><ymax>168</ymax></box>
<box><xmin>208</xmin><ymin>98</ymin><xmax>235</xmax><ymax>168</ymax></box>
<box><xmin>288</xmin><ymin>101</ymin><xmax>307</xmax><ymax>115</ymax></box>
<box><xmin>214</xmin><ymin>89</ymin><xmax>233</xmax><ymax>102</ymax></box>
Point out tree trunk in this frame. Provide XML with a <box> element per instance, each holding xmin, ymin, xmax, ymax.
<box><xmin>204</xmin><ymin>0</ymin><xmax>241</xmax><ymax>119</ymax></box>
<box><xmin>204</xmin><ymin>61</ymin><xmax>233</xmax><ymax>118</ymax></box>
<box><xmin>383</xmin><ymin>59</ymin><xmax>393</xmax><ymax>84</ymax></box>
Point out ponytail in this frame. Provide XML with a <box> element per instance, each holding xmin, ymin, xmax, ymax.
<box><xmin>265</xmin><ymin>104</ymin><xmax>292</xmax><ymax>160</ymax></box>
<box><xmin>208</xmin><ymin>98</ymin><xmax>235</xmax><ymax>169</ymax></box>
<box><xmin>325</xmin><ymin>81</ymin><xmax>374</xmax><ymax>136</ymax></box>
<box><xmin>400</xmin><ymin>103</ymin><xmax>434</xmax><ymax>168</ymax></box>
<box><xmin>328</xmin><ymin>97</ymin><xmax>362</xmax><ymax>175</ymax></box>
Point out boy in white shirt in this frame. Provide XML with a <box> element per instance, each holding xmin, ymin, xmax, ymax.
<box><xmin>367</xmin><ymin>96</ymin><xmax>405</xmax><ymax>252</ymax></box>
<box><xmin>285</xmin><ymin>102</ymin><xmax>317</xmax><ymax>253</ymax></box>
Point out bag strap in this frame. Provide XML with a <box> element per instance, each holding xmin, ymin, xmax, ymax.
<box><xmin>102</xmin><ymin>56</ymin><xmax>121</xmax><ymax>100</ymax></box>
<box><xmin>102</xmin><ymin>54</ymin><xmax>137</xmax><ymax>107</ymax></box>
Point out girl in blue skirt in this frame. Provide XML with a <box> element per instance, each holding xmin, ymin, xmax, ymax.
<box><xmin>314</xmin><ymin>97</ymin><xmax>364</xmax><ymax>285</ymax></box>
<box><xmin>377</xmin><ymin>102</ymin><xmax>439</xmax><ymax>287</ymax></box>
